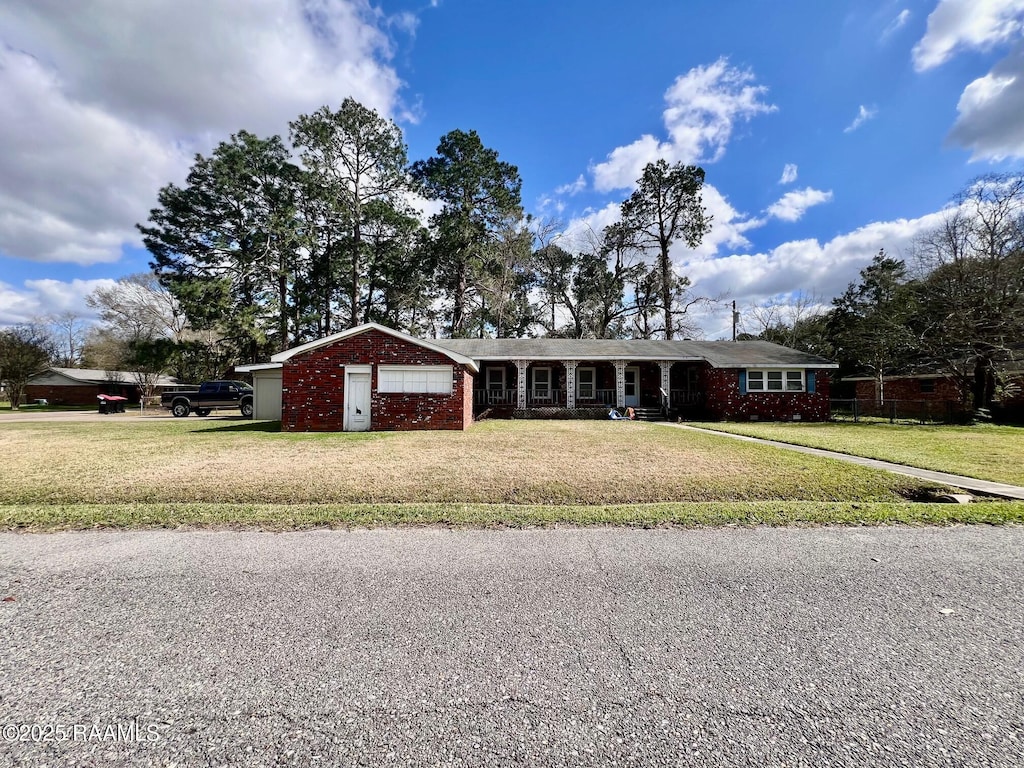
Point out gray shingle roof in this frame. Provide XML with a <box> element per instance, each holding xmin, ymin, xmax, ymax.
<box><xmin>429</xmin><ymin>339</ymin><xmax>837</xmax><ymax>369</ymax></box>
<box><xmin>45</xmin><ymin>368</ymin><xmax>180</xmax><ymax>386</ymax></box>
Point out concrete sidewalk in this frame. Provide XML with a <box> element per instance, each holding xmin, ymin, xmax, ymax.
<box><xmin>662</xmin><ymin>423</ymin><xmax>1024</xmax><ymax>501</ymax></box>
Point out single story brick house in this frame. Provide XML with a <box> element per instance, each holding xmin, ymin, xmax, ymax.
<box><xmin>237</xmin><ymin>323</ymin><xmax>838</xmax><ymax>432</ymax></box>
<box><xmin>24</xmin><ymin>368</ymin><xmax>180</xmax><ymax>406</ymax></box>
<box><xmin>845</xmin><ymin>371</ymin><xmax>1024</xmax><ymax>422</ymax></box>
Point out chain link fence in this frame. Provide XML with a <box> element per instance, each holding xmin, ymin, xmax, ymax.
<box><xmin>830</xmin><ymin>399</ymin><xmax>963</xmax><ymax>424</ymax></box>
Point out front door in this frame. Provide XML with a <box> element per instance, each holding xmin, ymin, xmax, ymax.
<box><xmin>346</xmin><ymin>372</ymin><xmax>371</xmax><ymax>432</ymax></box>
<box><xmin>624</xmin><ymin>366</ymin><xmax>640</xmax><ymax>407</ymax></box>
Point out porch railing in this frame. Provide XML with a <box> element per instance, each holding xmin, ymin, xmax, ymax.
<box><xmin>477</xmin><ymin>389</ymin><xmax>624</xmax><ymax>407</ymax></box>
<box><xmin>575</xmin><ymin>388</ymin><xmax>616</xmax><ymax>406</ymax></box>
<box><xmin>474</xmin><ymin>389</ymin><xmax>567</xmax><ymax>407</ymax></box>
<box><xmin>670</xmin><ymin>390</ymin><xmax>703</xmax><ymax>407</ymax></box>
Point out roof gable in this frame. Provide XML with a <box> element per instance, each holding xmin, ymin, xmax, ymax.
<box><xmin>271</xmin><ymin>323</ymin><xmax>479</xmax><ymax>372</ymax></box>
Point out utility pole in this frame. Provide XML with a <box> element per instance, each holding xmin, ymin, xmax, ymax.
<box><xmin>731</xmin><ymin>300</ymin><xmax>739</xmax><ymax>341</ymax></box>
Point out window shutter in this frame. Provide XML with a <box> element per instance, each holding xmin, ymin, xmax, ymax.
<box><xmin>807</xmin><ymin>371</ymin><xmax>816</xmax><ymax>393</ymax></box>
<box><xmin>738</xmin><ymin>370</ymin><xmax>747</xmax><ymax>395</ymax></box>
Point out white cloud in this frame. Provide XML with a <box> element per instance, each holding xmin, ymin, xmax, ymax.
<box><xmin>555</xmin><ymin>175</ymin><xmax>587</xmax><ymax>196</ymax></box>
<box><xmin>0</xmin><ymin>0</ymin><xmax>406</xmax><ymax>265</ymax></box>
<box><xmin>948</xmin><ymin>41</ymin><xmax>1024</xmax><ymax>159</ymax></box>
<box><xmin>559</xmin><ymin>202</ymin><xmax>624</xmax><ymax>253</ymax></box>
<box><xmin>844</xmin><ymin>104</ymin><xmax>878</xmax><ymax>133</ymax></box>
<box><xmin>0</xmin><ymin>47</ymin><xmax>187</xmax><ymax>265</ymax></box>
<box><xmin>778</xmin><ymin>164</ymin><xmax>798</xmax><ymax>184</ymax></box>
<box><xmin>0</xmin><ymin>0</ymin><xmax>403</xmax><ymax>138</ymax></box>
<box><xmin>912</xmin><ymin>0</ymin><xmax>1024</xmax><ymax>71</ymax></box>
<box><xmin>559</xmin><ymin>183</ymin><xmax>764</xmax><ymax>261</ymax></box>
<box><xmin>765</xmin><ymin>187</ymin><xmax>834</xmax><ymax>222</ymax></box>
<box><xmin>882</xmin><ymin>9</ymin><xmax>912</xmax><ymax>41</ymax></box>
<box><xmin>680</xmin><ymin>210</ymin><xmax>950</xmax><ymax>314</ymax></box>
<box><xmin>0</xmin><ymin>278</ymin><xmax>116</xmax><ymax>325</ymax></box>
<box><xmin>591</xmin><ymin>59</ymin><xmax>776</xmax><ymax>192</ymax></box>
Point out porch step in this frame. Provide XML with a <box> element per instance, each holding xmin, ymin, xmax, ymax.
<box><xmin>631</xmin><ymin>407</ymin><xmax>664</xmax><ymax>422</ymax></box>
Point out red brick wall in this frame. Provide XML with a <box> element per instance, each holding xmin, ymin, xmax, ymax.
<box><xmin>462</xmin><ymin>369</ymin><xmax>475</xmax><ymax>426</ymax></box>
<box><xmin>281</xmin><ymin>329</ymin><xmax>472</xmax><ymax>432</ymax></box>
<box><xmin>853</xmin><ymin>377</ymin><xmax>964</xmax><ymax>402</ymax></box>
<box><xmin>704</xmin><ymin>368</ymin><xmax>832</xmax><ymax>421</ymax></box>
<box><xmin>24</xmin><ymin>383</ymin><xmax>139</xmax><ymax>406</ymax></box>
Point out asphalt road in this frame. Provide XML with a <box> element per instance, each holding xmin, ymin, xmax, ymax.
<box><xmin>1</xmin><ymin>527</ymin><xmax>1022</xmax><ymax>767</ymax></box>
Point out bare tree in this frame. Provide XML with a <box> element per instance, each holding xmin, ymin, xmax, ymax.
<box><xmin>741</xmin><ymin>291</ymin><xmax>826</xmax><ymax>348</ymax></box>
<box><xmin>46</xmin><ymin>311</ymin><xmax>88</xmax><ymax>367</ymax></box>
<box><xmin>912</xmin><ymin>173</ymin><xmax>1024</xmax><ymax>411</ymax></box>
<box><xmin>86</xmin><ymin>273</ymin><xmax>189</xmax><ymax>344</ymax></box>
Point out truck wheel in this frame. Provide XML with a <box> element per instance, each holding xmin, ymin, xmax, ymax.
<box><xmin>240</xmin><ymin>401</ymin><xmax>254</xmax><ymax>418</ymax></box>
<box><xmin>195</xmin><ymin>408</ymin><xmax>211</xmax><ymax>417</ymax></box>
<box><xmin>172</xmin><ymin>402</ymin><xmax>191</xmax><ymax>418</ymax></box>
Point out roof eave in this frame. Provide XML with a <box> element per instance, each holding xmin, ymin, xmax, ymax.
<box><xmin>271</xmin><ymin>323</ymin><xmax>479</xmax><ymax>373</ymax></box>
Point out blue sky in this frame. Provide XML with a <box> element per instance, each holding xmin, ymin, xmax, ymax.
<box><xmin>2</xmin><ymin>0</ymin><xmax>1023</xmax><ymax>337</ymax></box>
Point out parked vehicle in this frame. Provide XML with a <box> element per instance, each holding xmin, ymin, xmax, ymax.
<box><xmin>160</xmin><ymin>380</ymin><xmax>254</xmax><ymax>418</ymax></box>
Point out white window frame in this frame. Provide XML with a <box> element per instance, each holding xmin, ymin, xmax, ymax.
<box><xmin>485</xmin><ymin>367</ymin><xmax>506</xmax><ymax>391</ymax></box>
<box><xmin>576</xmin><ymin>366</ymin><xmax>596</xmax><ymax>400</ymax></box>
<box><xmin>746</xmin><ymin>369</ymin><xmax>804</xmax><ymax>393</ymax></box>
<box><xmin>377</xmin><ymin>365</ymin><xmax>453</xmax><ymax>395</ymax></box>
<box><xmin>532</xmin><ymin>366</ymin><xmax>552</xmax><ymax>401</ymax></box>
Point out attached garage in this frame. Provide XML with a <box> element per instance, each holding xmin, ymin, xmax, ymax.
<box><xmin>246</xmin><ymin>365</ymin><xmax>283</xmax><ymax>421</ymax></box>
<box><xmin>238</xmin><ymin>323</ymin><xmax>477</xmax><ymax>432</ymax></box>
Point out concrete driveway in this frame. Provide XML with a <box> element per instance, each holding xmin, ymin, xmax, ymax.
<box><xmin>1</xmin><ymin>527</ymin><xmax>1021</xmax><ymax>766</ymax></box>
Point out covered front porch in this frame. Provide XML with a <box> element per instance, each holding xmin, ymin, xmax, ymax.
<box><xmin>472</xmin><ymin>359</ymin><xmax>707</xmax><ymax>416</ymax></box>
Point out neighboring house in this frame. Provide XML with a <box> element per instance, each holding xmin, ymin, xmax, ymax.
<box><xmin>24</xmin><ymin>368</ymin><xmax>180</xmax><ymax>406</ymax></box>
<box><xmin>237</xmin><ymin>323</ymin><xmax>838</xmax><ymax>432</ymax></box>
<box><xmin>845</xmin><ymin>373</ymin><xmax>965</xmax><ymax>403</ymax></box>
<box><xmin>845</xmin><ymin>371</ymin><xmax>1024</xmax><ymax>419</ymax></box>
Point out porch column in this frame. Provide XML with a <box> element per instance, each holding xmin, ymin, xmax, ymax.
<box><xmin>657</xmin><ymin>360</ymin><xmax>672</xmax><ymax>407</ymax></box>
<box><xmin>564</xmin><ymin>360</ymin><xmax>578</xmax><ymax>409</ymax></box>
<box><xmin>513</xmin><ymin>359</ymin><xmax>528</xmax><ymax>409</ymax></box>
<box><xmin>614</xmin><ymin>359</ymin><xmax>627</xmax><ymax>408</ymax></box>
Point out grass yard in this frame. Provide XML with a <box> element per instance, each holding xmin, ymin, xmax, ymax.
<box><xmin>690</xmin><ymin>421</ymin><xmax>1024</xmax><ymax>486</ymax></box>
<box><xmin>1</xmin><ymin>418</ymin><xmax>1021</xmax><ymax>530</ymax></box>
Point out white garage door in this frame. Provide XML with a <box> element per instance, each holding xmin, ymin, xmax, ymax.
<box><xmin>253</xmin><ymin>370</ymin><xmax>283</xmax><ymax>420</ymax></box>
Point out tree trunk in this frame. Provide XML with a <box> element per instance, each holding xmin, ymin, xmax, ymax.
<box><xmin>661</xmin><ymin>247</ymin><xmax>673</xmax><ymax>340</ymax></box>
<box><xmin>452</xmin><ymin>260</ymin><xmax>467</xmax><ymax>336</ymax></box>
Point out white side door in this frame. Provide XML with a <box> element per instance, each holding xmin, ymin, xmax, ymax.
<box><xmin>345</xmin><ymin>372</ymin><xmax>372</xmax><ymax>432</ymax></box>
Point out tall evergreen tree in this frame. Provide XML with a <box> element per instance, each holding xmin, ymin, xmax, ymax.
<box><xmin>140</xmin><ymin>131</ymin><xmax>300</xmax><ymax>361</ymax></box>
<box><xmin>410</xmin><ymin>130</ymin><xmax>522</xmax><ymax>337</ymax></box>
<box><xmin>619</xmin><ymin>160</ymin><xmax>711</xmax><ymax>338</ymax></box>
<box><xmin>290</xmin><ymin>100</ymin><xmax>409</xmax><ymax>330</ymax></box>
<box><xmin>828</xmin><ymin>250</ymin><xmax>917</xmax><ymax>402</ymax></box>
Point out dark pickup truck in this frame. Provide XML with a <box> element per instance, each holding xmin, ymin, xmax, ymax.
<box><xmin>161</xmin><ymin>380</ymin><xmax>254</xmax><ymax>418</ymax></box>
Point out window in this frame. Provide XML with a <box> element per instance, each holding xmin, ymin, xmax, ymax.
<box><xmin>577</xmin><ymin>367</ymin><xmax>596</xmax><ymax>399</ymax></box>
<box><xmin>532</xmin><ymin>367</ymin><xmax>552</xmax><ymax>401</ymax></box>
<box><xmin>746</xmin><ymin>369</ymin><xmax>804</xmax><ymax>393</ymax></box>
<box><xmin>377</xmin><ymin>365</ymin><xmax>453</xmax><ymax>394</ymax></box>
<box><xmin>919</xmin><ymin>379</ymin><xmax>935</xmax><ymax>394</ymax></box>
<box><xmin>486</xmin><ymin>367</ymin><xmax>506</xmax><ymax>391</ymax></box>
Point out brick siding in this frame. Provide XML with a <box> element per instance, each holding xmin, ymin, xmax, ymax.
<box><xmin>853</xmin><ymin>377</ymin><xmax>964</xmax><ymax>402</ymax></box>
<box><xmin>703</xmin><ymin>367</ymin><xmax>832</xmax><ymax>421</ymax></box>
<box><xmin>281</xmin><ymin>329</ymin><xmax>474</xmax><ymax>432</ymax></box>
<box><xmin>24</xmin><ymin>383</ymin><xmax>139</xmax><ymax>406</ymax></box>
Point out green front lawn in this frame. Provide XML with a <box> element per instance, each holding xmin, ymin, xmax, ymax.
<box><xmin>0</xmin><ymin>418</ymin><xmax>1018</xmax><ymax>531</ymax></box>
<box><xmin>689</xmin><ymin>421</ymin><xmax>1024</xmax><ymax>486</ymax></box>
